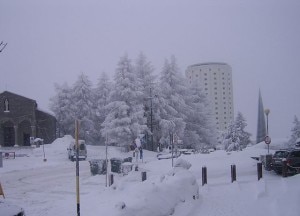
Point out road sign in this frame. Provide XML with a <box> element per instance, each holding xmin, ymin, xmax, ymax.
<box><xmin>265</xmin><ymin>135</ymin><xmax>271</xmax><ymax>145</ymax></box>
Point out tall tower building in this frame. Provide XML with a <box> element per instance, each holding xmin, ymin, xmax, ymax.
<box><xmin>185</xmin><ymin>62</ymin><xmax>234</xmax><ymax>132</ymax></box>
<box><xmin>256</xmin><ymin>89</ymin><xmax>267</xmax><ymax>144</ymax></box>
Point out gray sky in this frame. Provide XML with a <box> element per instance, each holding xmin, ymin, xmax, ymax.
<box><xmin>1</xmin><ymin>0</ymin><xmax>300</xmax><ymax>140</ymax></box>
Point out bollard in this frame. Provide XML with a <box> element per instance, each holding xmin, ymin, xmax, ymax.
<box><xmin>0</xmin><ymin>152</ymin><xmax>2</xmax><ymax>168</ymax></box>
<box><xmin>109</xmin><ymin>174</ymin><xmax>114</xmax><ymax>186</ymax></box>
<box><xmin>202</xmin><ymin>166</ymin><xmax>207</xmax><ymax>186</ymax></box>
<box><xmin>142</xmin><ymin>171</ymin><xmax>147</xmax><ymax>182</ymax></box>
<box><xmin>282</xmin><ymin>159</ymin><xmax>287</xmax><ymax>178</ymax></box>
<box><xmin>231</xmin><ymin>164</ymin><xmax>236</xmax><ymax>183</ymax></box>
<box><xmin>257</xmin><ymin>162</ymin><xmax>263</xmax><ymax>181</ymax></box>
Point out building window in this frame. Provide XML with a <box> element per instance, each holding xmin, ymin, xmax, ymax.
<box><xmin>216</xmin><ymin>112</ymin><xmax>218</xmax><ymax>114</ymax></box>
<box><xmin>215</xmin><ymin>97</ymin><xmax>218</xmax><ymax>100</ymax></box>
<box><xmin>196</xmin><ymin>74</ymin><xmax>198</xmax><ymax>77</ymax></box>
<box><xmin>205</xmin><ymin>83</ymin><xmax>208</xmax><ymax>85</ymax></box>
<box><xmin>215</xmin><ymin>92</ymin><xmax>217</xmax><ymax>95</ymax></box>
<box><xmin>4</xmin><ymin>98</ymin><xmax>10</xmax><ymax>112</ymax></box>
<box><xmin>204</xmin><ymin>73</ymin><xmax>207</xmax><ymax>76</ymax></box>
<box><xmin>209</xmin><ymin>68</ymin><xmax>211</xmax><ymax>71</ymax></box>
<box><xmin>204</xmin><ymin>78</ymin><xmax>207</xmax><ymax>81</ymax></box>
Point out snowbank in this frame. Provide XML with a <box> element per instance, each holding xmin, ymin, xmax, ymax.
<box><xmin>112</xmin><ymin>159</ymin><xmax>198</xmax><ymax>216</ymax></box>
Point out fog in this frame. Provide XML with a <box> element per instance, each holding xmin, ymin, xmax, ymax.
<box><xmin>0</xmin><ymin>0</ymin><xmax>299</xmax><ymax>140</ymax></box>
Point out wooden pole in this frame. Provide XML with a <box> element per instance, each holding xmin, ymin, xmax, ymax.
<box><xmin>75</xmin><ymin>120</ymin><xmax>80</xmax><ymax>216</ymax></box>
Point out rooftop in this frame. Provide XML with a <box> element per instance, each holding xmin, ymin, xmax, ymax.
<box><xmin>188</xmin><ymin>62</ymin><xmax>229</xmax><ymax>67</ymax></box>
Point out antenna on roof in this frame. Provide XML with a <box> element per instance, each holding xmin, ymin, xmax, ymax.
<box><xmin>0</xmin><ymin>41</ymin><xmax>8</xmax><ymax>53</ymax></box>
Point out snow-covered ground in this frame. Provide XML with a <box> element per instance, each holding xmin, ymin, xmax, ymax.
<box><xmin>0</xmin><ymin>136</ymin><xmax>299</xmax><ymax>216</ymax></box>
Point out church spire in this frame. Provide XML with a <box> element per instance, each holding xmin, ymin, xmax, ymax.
<box><xmin>256</xmin><ymin>89</ymin><xmax>267</xmax><ymax>143</ymax></box>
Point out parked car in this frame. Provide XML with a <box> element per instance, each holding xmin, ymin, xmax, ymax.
<box><xmin>0</xmin><ymin>200</ymin><xmax>25</xmax><ymax>216</ymax></box>
<box><xmin>67</xmin><ymin>140</ymin><xmax>87</xmax><ymax>161</ymax></box>
<box><xmin>157</xmin><ymin>151</ymin><xmax>181</xmax><ymax>160</ymax></box>
<box><xmin>271</xmin><ymin>149</ymin><xmax>300</xmax><ymax>175</ymax></box>
<box><xmin>295</xmin><ymin>138</ymin><xmax>300</xmax><ymax>148</ymax></box>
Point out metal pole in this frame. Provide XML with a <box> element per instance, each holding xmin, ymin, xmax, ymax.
<box><xmin>105</xmin><ymin>134</ymin><xmax>108</xmax><ymax>187</ymax></box>
<box><xmin>171</xmin><ymin>133</ymin><xmax>174</xmax><ymax>167</ymax></box>
<box><xmin>267</xmin><ymin>114</ymin><xmax>269</xmax><ymax>154</ymax></box>
<box><xmin>150</xmin><ymin>87</ymin><xmax>154</xmax><ymax>151</ymax></box>
<box><xmin>75</xmin><ymin>120</ymin><xmax>80</xmax><ymax>216</ymax></box>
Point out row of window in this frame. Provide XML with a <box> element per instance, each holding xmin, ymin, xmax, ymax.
<box><xmin>216</xmin><ymin>111</ymin><xmax>232</xmax><ymax>115</ymax></box>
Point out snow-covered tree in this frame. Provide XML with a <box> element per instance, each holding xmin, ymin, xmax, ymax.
<box><xmin>101</xmin><ymin>54</ymin><xmax>147</xmax><ymax>150</ymax></box>
<box><xmin>49</xmin><ymin>82</ymin><xmax>74</xmax><ymax>136</ymax></box>
<box><xmin>183</xmin><ymin>84</ymin><xmax>217</xmax><ymax>150</ymax></box>
<box><xmin>288</xmin><ymin>115</ymin><xmax>300</xmax><ymax>147</ymax></box>
<box><xmin>156</xmin><ymin>56</ymin><xmax>187</xmax><ymax>147</ymax></box>
<box><xmin>71</xmin><ymin>73</ymin><xmax>94</xmax><ymax>140</ymax></box>
<box><xmin>222</xmin><ymin>112</ymin><xmax>251</xmax><ymax>151</ymax></box>
<box><xmin>134</xmin><ymin>52</ymin><xmax>157</xmax><ymax>150</ymax></box>
<box><xmin>92</xmin><ymin>72</ymin><xmax>112</xmax><ymax>145</ymax></box>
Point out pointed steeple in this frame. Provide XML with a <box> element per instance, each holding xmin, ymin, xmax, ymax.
<box><xmin>256</xmin><ymin>89</ymin><xmax>267</xmax><ymax>143</ymax></box>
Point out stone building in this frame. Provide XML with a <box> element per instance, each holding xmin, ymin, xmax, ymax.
<box><xmin>0</xmin><ymin>91</ymin><xmax>57</xmax><ymax>146</ymax></box>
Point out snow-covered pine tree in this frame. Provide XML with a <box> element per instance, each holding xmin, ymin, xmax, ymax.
<box><xmin>49</xmin><ymin>82</ymin><xmax>74</xmax><ymax>136</ymax></box>
<box><xmin>234</xmin><ymin>112</ymin><xmax>251</xmax><ymax>149</ymax></box>
<box><xmin>288</xmin><ymin>115</ymin><xmax>300</xmax><ymax>147</ymax></box>
<box><xmin>71</xmin><ymin>73</ymin><xmax>94</xmax><ymax>140</ymax></box>
<box><xmin>222</xmin><ymin>112</ymin><xmax>251</xmax><ymax>151</ymax></box>
<box><xmin>134</xmin><ymin>52</ymin><xmax>157</xmax><ymax>150</ymax></box>
<box><xmin>101</xmin><ymin>54</ymin><xmax>147</xmax><ymax>151</ymax></box>
<box><xmin>183</xmin><ymin>83</ymin><xmax>217</xmax><ymax>150</ymax></box>
<box><xmin>156</xmin><ymin>56</ymin><xmax>186</xmax><ymax>147</ymax></box>
<box><xmin>92</xmin><ymin>72</ymin><xmax>112</xmax><ymax>145</ymax></box>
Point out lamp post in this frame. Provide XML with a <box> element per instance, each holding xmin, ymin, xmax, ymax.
<box><xmin>264</xmin><ymin>108</ymin><xmax>270</xmax><ymax>154</ymax></box>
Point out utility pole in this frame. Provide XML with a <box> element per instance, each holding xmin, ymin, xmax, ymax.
<box><xmin>0</xmin><ymin>41</ymin><xmax>7</xmax><ymax>53</ymax></box>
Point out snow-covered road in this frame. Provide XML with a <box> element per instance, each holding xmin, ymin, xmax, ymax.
<box><xmin>1</xmin><ymin>137</ymin><xmax>300</xmax><ymax>216</ymax></box>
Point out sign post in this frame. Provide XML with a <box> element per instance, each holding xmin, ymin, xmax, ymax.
<box><xmin>264</xmin><ymin>135</ymin><xmax>271</xmax><ymax>154</ymax></box>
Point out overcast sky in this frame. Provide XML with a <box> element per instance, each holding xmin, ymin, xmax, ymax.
<box><xmin>0</xmin><ymin>0</ymin><xmax>299</xmax><ymax>140</ymax></box>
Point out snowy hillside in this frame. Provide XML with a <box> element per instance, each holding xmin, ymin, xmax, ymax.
<box><xmin>0</xmin><ymin>136</ymin><xmax>299</xmax><ymax>216</ymax></box>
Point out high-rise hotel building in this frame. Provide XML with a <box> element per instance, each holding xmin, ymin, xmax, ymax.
<box><xmin>185</xmin><ymin>62</ymin><xmax>234</xmax><ymax>131</ymax></box>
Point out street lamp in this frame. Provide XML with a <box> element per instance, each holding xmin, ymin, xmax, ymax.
<box><xmin>264</xmin><ymin>108</ymin><xmax>270</xmax><ymax>154</ymax></box>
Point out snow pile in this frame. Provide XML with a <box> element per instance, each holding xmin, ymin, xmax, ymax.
<box><xmin>112</xmin><ymin>159</ymin><xmax>198</xmax><ymax>216</ymax></box>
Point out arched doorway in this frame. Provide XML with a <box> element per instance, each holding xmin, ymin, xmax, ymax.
<box><xmin>2</xmin><ymin>121</ymin><xmax>15</xmax><ymax>147</ymax></box>
<box><xmin>19</xmin><ymin>120</ymin><xmax>31</xmax><ymax>146</ymax></box>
